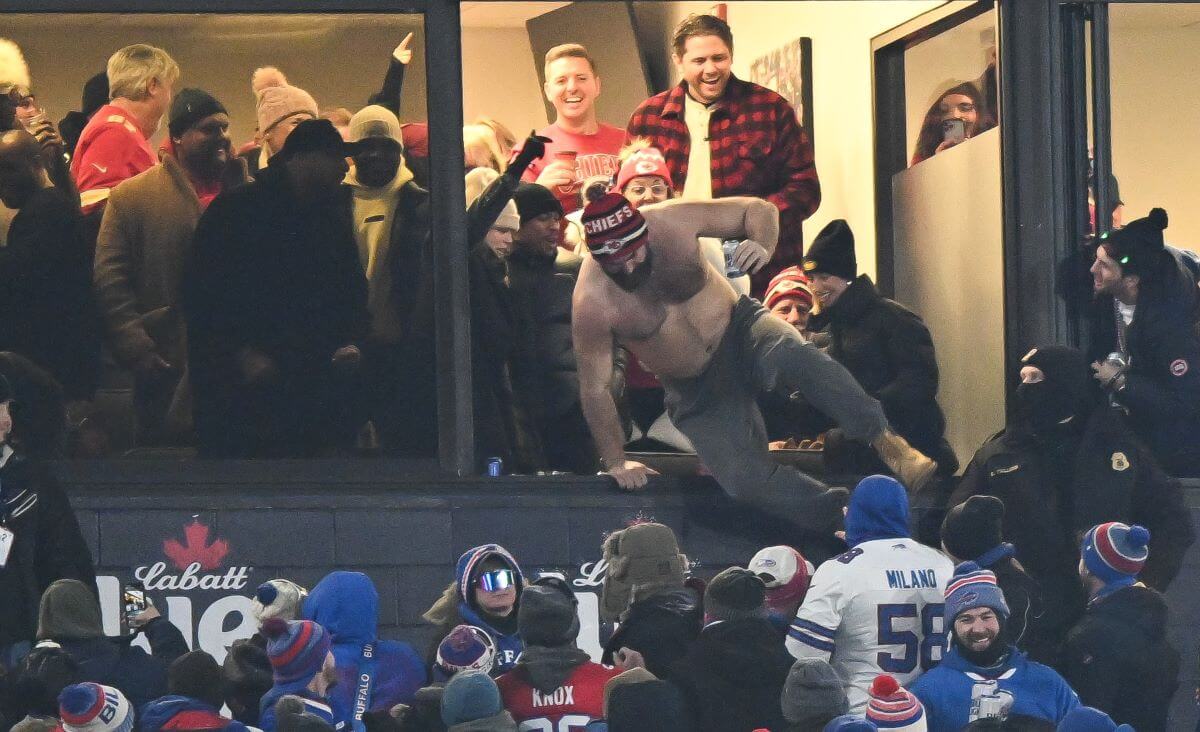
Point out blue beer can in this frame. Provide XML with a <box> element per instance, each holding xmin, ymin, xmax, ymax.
<box><xmin>486</xmin><ymin>457</ymin><xmax>504</xmax><ymax>477</ymax></box>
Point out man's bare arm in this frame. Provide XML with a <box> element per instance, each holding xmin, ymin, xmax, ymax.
<box><xmin>573</xmin><ymin>292</ymin><xmax>627</xmax><ymax>466</ymax></box>
<box><xmin>643</xmin><ymin>197</ymin><xmax>781</xmax><ymax>258</ymax></box>
<box><xmin>572</xmin><ymin>285</ymin><xmax>658</xmax><ymax>490</ymax></box>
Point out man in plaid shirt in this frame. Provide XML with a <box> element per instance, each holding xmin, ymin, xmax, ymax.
<box><xmin>626</xmin><ymin>13</ymin><xmax>820</xmax><ymax>294</ymax></box>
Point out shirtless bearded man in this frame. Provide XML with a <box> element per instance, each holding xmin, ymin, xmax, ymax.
<box><xmin>572</xmin><ymin>193</ymin><xmax>937</xmax><ymax>531</ymax></box>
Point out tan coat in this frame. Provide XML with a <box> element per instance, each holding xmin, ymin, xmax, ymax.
<box><xmin>93</xmin><ymin>155</ymin><xmax>246</xmax><ymax>435</ymax></box>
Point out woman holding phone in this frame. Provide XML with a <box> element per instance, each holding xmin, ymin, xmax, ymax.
<box><xmin>910</xmin><ymin>81</ymin><xmax>993</xmax><ymax>166</ymax></box>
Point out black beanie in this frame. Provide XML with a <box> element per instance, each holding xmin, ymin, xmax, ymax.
<box><xmin>518</xmin><ymin>580</ymin><xmax>580</xmax><ymax>647</ymax></box>
<box><xmin>941</xmin><ymin>495</ymin><xmax>1006</xmax><ymax>562</ymax></box>
<box><xmin>704</xmin><ymin>567</ymin><xmax>767</xmax><ymax>622</ymax></box>
<box><xmin>513</xmin><ymin>182</ymin><xmax>563</xmax><ymax>225</ymax></box>
<box><xmin>168</xmin><ymin>88</ymin><xmax>228</xmax><ymax>139</ymax></box>
<box><xmin>81</xmin><ymin>72</ymin><xmax>109</xmax><ymax>116</ymax></box>
<box><xmin>802</xmin><ymin>219</ymin><xmax>856</xmax><ymax>280</ymax></box>
<box><xmin>1098</xmin><ymin>207</ymin><xmax>1168</xmax><ymax>279</ymax></box>
<box><xmin>169</xmin><ymin>649</ymin><xmax>225</xmax><ymax>709</ymax></box>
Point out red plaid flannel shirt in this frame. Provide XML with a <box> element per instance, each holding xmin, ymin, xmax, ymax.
<box><xmin>626</xmin><ymin>76</ymin><xmax>820</xmax><ymax>293</ymax></box>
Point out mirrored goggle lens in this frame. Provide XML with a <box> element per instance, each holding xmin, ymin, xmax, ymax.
<box><xmin>478</xmin><ymin>569</ymin><xmax>515</xmax><ymax>592</ymax></box>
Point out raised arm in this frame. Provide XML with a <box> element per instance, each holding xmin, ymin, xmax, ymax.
<box><xmin>572</xmin><ymin>283</ymin><xmax>658</xmax><ymax>490</ymax></box>
<box><xmin>644</xmin><ymin>196</ymin><xmax>780</xmax><ymax>273</ymax></box>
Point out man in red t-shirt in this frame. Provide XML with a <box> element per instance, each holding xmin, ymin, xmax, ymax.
<box><xmin>497</xmin><ymin>580</ymin><xmax>621</xmax><ymax>729</ymax></box>
<box><xmin>71</xmin><ymin>43</ymin><xmax>179</xmax><ymax>215</ymax></box>
<box><xmin>523</xmin><ymin>44</ymin><xmax>625</xmax><ymax>217</ymax></box>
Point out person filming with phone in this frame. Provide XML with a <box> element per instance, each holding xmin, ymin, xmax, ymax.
<box><xmin>911</xmin><ymin>82</ymin><xmax>991</xmax><ymax>166</ymax></box>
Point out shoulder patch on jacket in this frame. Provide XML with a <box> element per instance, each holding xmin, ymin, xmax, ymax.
<box><xmin>989</xmin><ymin>463</ymin><xmax>1021</xmax><ymax>477</ymax></box>
<box><xmin>1170</xmin><ymin>358</ymin><xmax>1188</xmax><ymax>377</ymax></box>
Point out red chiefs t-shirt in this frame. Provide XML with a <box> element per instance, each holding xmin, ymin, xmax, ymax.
<box><xmin>497</xmin><ymin>661</ymin><xmax>621</xmax><ymax>730</ymax></box>
<box><xmin>71</xmin><ymin>104</ymin><xmax>157</xmax><ymax>214</ymax></box>
<box><xmin>523</xmin><ymin>122</ymin><xmax>625</xmax><ymax>215</ymax></box>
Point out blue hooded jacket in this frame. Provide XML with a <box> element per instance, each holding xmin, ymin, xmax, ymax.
<box><xmin>302</xmin><ymin>572</ymin><xmax>427</xmax><ymax>731</ymax></box>
<box><xmin>451</xmin><ymin>545</ymin><xmax>525</xmax><ymax>674</ymax></box>
<box><xmin>844</xmin><ymin>475</ymin><xmax>910</xmax><ymax>547</ymax></box>
<box><xmin>910</xmin><ymin>646</ymin><xmax>1079</xmax><ymax>731</ymax></box>
<box><xmin>138</xmin><ymin>695</ymin><xmax>248</xmax><ymax>732</ymax></box>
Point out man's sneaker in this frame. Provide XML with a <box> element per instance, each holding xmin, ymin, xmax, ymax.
<box><xmin>872</xmin><ymin>430</ymin><xmax>938</xmax><ymax>494</ymax></box>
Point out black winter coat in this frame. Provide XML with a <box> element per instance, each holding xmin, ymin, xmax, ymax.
<box><xmin>1089</xmin><ymin>248</ymin><xmax>1200</xmax><ymax>476</ymax></box>
<box><xmin>1061</xmin><ymin>585</ymin><xmax>1179</xmax><ymax>731</ymax></box>
<box><xmin>0</xmin><ymin>453</ymin><xmax>95</xmax><ymax>648</ymax></box>
<box><xmin>601</xmin><ymin>588</ymin><xmax>702</xmax><ymax>680</ymax></box>
<box><xmin>0</xmin><ymin>186</ymin><xmax>99</xmax><ymax>400</ymax></box>
<box><xmin>507</xmin><ymin>247</ymin><xmax>583</xmax><ymax>421</ymax></box>
<box><xmin>668</xmin><ymin>618</ymin><xmax>794</xmax><ymax>732</ymax></box>
<box><xmin>55</xmin><ymin>618</ymin><xmax>189</xmax><ymax>710</ymax></box>
<box><xmin>806</xmin><ymin>275</ymin><xmax>958</xmax><ymax>473</ymax></box>
<box><xmin>952</xmin><ymin>405</ymin><xmax>1194</xmax><ymax>591</ymax></box>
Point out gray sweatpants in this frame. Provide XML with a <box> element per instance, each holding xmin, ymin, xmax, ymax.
<box><xmin>660</xmin><ymin>296</ymin><xmax>889</xmax><ymax>530</ymax></box>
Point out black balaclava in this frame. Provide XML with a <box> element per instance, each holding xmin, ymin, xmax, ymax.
<box><xmin>1015</xmin><ymin>345</ymin><xmax>1093</xmax><ymax>439</ymax></box>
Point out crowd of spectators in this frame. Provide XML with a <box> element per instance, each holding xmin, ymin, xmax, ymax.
<box><xmin>1</xmin><ymin>9</ymin><xmax>1199</xmax><ymax>730</ymax></box>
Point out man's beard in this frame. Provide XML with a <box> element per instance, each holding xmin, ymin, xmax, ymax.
<box><xmin>183</xmin><ymin>145</ymin><xmax>227</xmax><ymax>180</ymax></box>
<box><xmin>609</xmin><ymin>249</ymin><xmax>653</xmax><ymax>292</ymax></box>
<box><xmin>953</xmin><ymin>627</ymin><xmax>1008</xmax><ymax>668</ymax></box>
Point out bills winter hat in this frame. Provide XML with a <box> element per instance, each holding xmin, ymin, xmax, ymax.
<box><xmin>705</xmin><ymin>567</ymin><xmax>767</xmax><ymax>622</ymax></box>
<box><xmin>781</xmin><ymin>658</ymin><xmax>849</xmax><ymax>726</ymax></box>
<box><xmin>866</xmin><ymin>675</ymin><xmax>926</xmax><ymax>731</ymax></box>
<box><xmin>261</xmin><ymin>618</ymin><xmax>331</xmax><ymax>685</ymax></box>
<box><xmin>252</xmin><ymin>579</ymin><xmax>309</xmax><ymax>626</ymax></box>
<box><xmin>614</xmin><ymin>146</ymin><xmax>673</xmax><ymax>193</ymax></box>
<box><xmin>58</xmin><ymin>684</ymin><xmax>134</xmax><ymax>732</ymax></box>
<box><xmin>436</xmin><ymin>625</ymin><xmax>497</xmax><ymax>677</ymax></box>
<box><xmin>518</xmin><ymin>581</ymin><xmax>580</xmax><ymax>647</ymax></box>
<box><xmin>944</xmin><ymin>562</ymin><xmax>1009</xmax><ymax>623</ymax></box>
<box><xmin>803</xmin><ymin>219</ymin><xmax>856</xmax><ymax>281</ymax></box>
<box><xmin>583</xmin><ymin>193</ymin><xmax>649</xmax><ymax>264</ymax></box>
<box><xmin>168</xmin><ymin>88</ymin><xmax>227</xmax><ymax>139</ymax></box>
<box><xmin>1081</xmin><ymin>522</ymin><xmax>1150</xmax><ymax>585</ymax></box>
<box><xmin>1098</xmin><ymin>207</ymin><xmax>1168</xmax><ymax>279</ymax></box>
<box><xmin>940</xmin><ymin>495</ymin><xmax>1006</xmax><ymax>563</ymax></box>
<box><xmin>763</xmin><ymin>266</ymin><xmax>815</xmax><ymax>312</ymax></box>
<box><xmin>750</xmin><ymin>545</ymin><xmax>812</xmax><ymax>614</ymax></box>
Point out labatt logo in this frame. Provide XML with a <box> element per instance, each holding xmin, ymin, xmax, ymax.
<box><xmin>100</xmin><ymin>519</ymin><xmax>255</xmax><ymax>663</ymax></box>
<box><xmin>133</xmin><ymin>520</ymin><xmax>251</xmax><ymax>591</ymax></box>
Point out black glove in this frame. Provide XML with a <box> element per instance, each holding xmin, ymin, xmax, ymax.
<box><xmin>508</xmin><ymin>132</ymin><xmax>553</xmax><ymax>177</ymax></box>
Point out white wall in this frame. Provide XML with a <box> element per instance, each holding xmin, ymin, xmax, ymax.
<box><xmin>635</xmin><ymin>1</ymin><xmax>945</xmax><ymax>280</ymax></box>
<box><xmin>1110</xmin><ymin>22</ymin><xmax>1200</xmax><ymax>253</ymax></box>
<box><xmin>461</xmin><ymin>27</ymin><xmax>547</xmax><ymax>137</ymax></box>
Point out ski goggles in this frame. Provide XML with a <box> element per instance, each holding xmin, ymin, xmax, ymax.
<box><xmin>477</xmin><ymin>568</ymin><xmax>516</xmax><ymax>592</ymax></box>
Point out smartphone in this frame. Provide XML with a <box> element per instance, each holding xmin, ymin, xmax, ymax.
<box><xmin>122</xmin><ymin>584</ymin><xmax>148</xmax><ymax>631</ymax></box>
<box><xmin>943</xmin><ymin>118</ymin><xmax>966</xmax><ymax>145</ymax></box>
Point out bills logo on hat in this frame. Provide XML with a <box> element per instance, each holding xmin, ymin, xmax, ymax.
<box><xmin>1170</xmin><ymin>358</ymin><xmax>1188</xmax><ymax>376</ymax></box>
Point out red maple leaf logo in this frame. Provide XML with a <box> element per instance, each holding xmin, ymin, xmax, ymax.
<box><xmin>163</xmin><ymin>520</ymin><xmax>230</xmax><ymax>571</ymax></box>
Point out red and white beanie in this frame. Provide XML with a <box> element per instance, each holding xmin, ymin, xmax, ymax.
<box><xmin>866</xmin><ymin>675</ymin><xmax>926</xmax><ymax>731</ymax></box>
<box><xmin>763</xmin><ymin>266</ymin><xmax>814</xmax><ymax>311</ymax></box>
<box><xmin>58</xmin><ymin>684</ymin><xmax>134</xmax><ymax>732</ymax></box>
<box><xmin>614</xmin><ymin>146</ymin><xmax>673</xmax><ymax>194</ymax></box>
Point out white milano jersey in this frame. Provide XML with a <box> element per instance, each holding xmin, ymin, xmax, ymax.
<box><xmin>786</xmin><ymin>538</ymin><xmax>953</xmax><ymax>712</ymax></box>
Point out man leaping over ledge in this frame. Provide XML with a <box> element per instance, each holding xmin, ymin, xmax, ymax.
<box><xmin>572</xmin><ymin>193</ymin><xmax>938</xmax><ymax>532</ymax></box>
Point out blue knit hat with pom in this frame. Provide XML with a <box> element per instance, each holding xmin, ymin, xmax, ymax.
<box><xmin>261</xmin><ymin>617</ymin><xmax>331</xmax><ymax>685</ymax></box>
<box><xmin>1082</xmin><ymin>522</ymin><xmax>1150</xmax><ymax>586</ymax></box>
